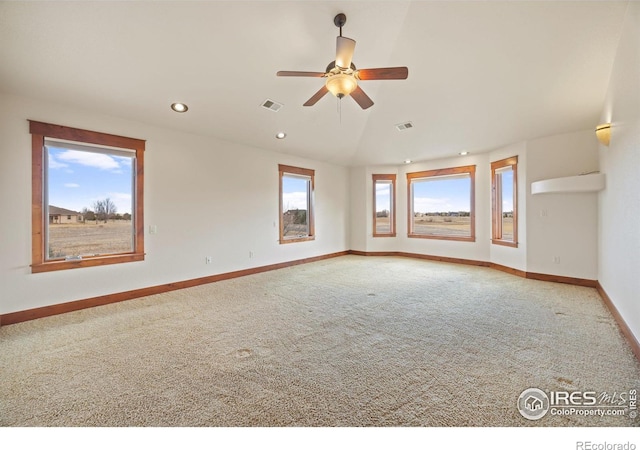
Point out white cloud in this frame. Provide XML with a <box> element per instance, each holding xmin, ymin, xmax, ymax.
<box><xmin>48</xmin><ymin>153</ymin><xmax>68</xmax><ymax>169</ymax></box>
<box><xmin>64</xmin><ymin>183</ymin><xmax>80</xmax><ymax>188</ymax></box>
<box><xmin>57</xmin><ymin>150</ymin><xmax>121</xmax><ymax>171</ymax></box>
<box><xmin>282</xmin><ymin>191</ymin><xmax>307</xmax><ymax>211</ymax></box>
<box><xmin>413</xmin><ymin>197</ymin><xmax>454</xmax><ymax>213</ymax></box>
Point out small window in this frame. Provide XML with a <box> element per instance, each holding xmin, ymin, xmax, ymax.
<box><xmin>407</xmin><ymin>165</ymin><xmax>476</xmax><ymax>241</ymax></box>
<box><xmin>30</xmin><ymin>121</ymin><xmax>145</xmax><ymax>273</ymax></box>
<box><xmin>279</xmin><ymin>164</ymin><xmax>314</xmax><ymax>243</ymax></box>
<box><xmin>373</xmin><ymin>174</ymin><xmax>396</xmax><ymax>237</ymax></box>
<box><xmin>491</xmin><ymin>156</ymin><xmax>518</xmax><ymax>247</ymax></box>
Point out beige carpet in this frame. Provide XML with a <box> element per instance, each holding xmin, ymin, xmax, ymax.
<box><xmin>1</xmin><ymin>255</ymin><xmax>639</xmax><ymax>427</ymax></box>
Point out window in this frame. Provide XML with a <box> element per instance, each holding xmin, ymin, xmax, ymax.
<box><xmin>491</xmin><ymin>156</ymin><xmax>518</xmax><ymax>247</ymax></box>
<box><xmin>373</xmin><ymin>174</ymin><xmax>396</xmax><ymax>237</ymax></box>
<box><xmin>407</xmin><ymin>165</ymin><xmax>475</xmax><ymax>241</ymax></box>
<box><xmin>279</xmin><ymin>164</ymin><xmax>314</xmax><ymax>243</ymax></box>
<box><xmin>30</xmin><ymin>120</ymin><xmax>145</xmax><ymax>273</ymax></box>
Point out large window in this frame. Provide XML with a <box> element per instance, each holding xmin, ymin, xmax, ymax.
<box><xmin>491</xmin><ymin>156</ymin><xmax>518</xmax><ymax>247</ymax></box>
<box><xmin>407</xmin><ymin>165</ymin><xmax>476</xmax><ymax>241</ymax></box>
<box><xmin>30</xmin><ymin>121</ymin><xmax>145</xmax><ymax>273</ymax></box>
<box><xmin>279</xmin><ymin>164</ymin><xmax>314</xmax><ymax>243</ymax></box>
<box><xmin>373</xmin><ymin>174</ymin><xmax>396</xmax><ymax>237</ymax></box>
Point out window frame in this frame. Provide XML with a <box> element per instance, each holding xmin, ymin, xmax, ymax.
<box><xmin>278</xmin><ymin>164</ymin><xmax>315</xmax><ymax>244</ymax></box>
<box><xmin>372</xmin><ymin>174</ymin><xmax>396</xmax><ymax>237</ymax></box>
<box><xmin>29</xmin><ymin>120</ymin><xmax>145</xmax><ymax>273</ymax></box>
<box><xmin>491</xmin><ymin>156</ymin><xmax>518</xmax><ymax>247</ymax></box>
<box><xmin>407</xmin><ymin>165</ymin><xmax>476</xmax><ymax>242</ymax></box>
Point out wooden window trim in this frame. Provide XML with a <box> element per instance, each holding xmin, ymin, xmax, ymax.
<box><xmin>278</xmin><ymin>164</ymin><xmax>315</xmax><ymax>244</ymax></box>
<box><xmin>29</xmin><ymin>120</ymin><xmax>145</xmax><ymax>273</ymax></box>
<box><xmin>372</xmin><ymin>174</ymin><xmax>396</xmax><ymax>237</ymax></box>
<box><xmin>407</xmin><ymin>165</ymin><xmax>476</xmax><ymax>242</ymax></box>
<box><xmin>491</xmin><ymin>156</ymin><xmax>518</xmax><ymax>248</ymax></box>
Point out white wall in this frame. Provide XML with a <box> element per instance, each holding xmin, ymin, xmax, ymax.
<box><xmin>526</xmin><ymin>130</ymin><xmax>600</xmax><ymax>279</ymax></box>
<box><xmin>0</xmin><ymin>93</ymin><xmax>350</xmax><ymax>315</ymax></box>
<box><xmin>598</xmin><ymin>2</ymin><xmax>640</xmax><ymax>341</ymax></box>
<box><xmin>348</xmin><ymin>166</ymin><xmax>367</xmax><ymax>253</ymax></box>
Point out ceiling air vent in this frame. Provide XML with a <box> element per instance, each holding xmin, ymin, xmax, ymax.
<box><xmin>261</xmin><ymin>99</ymin><xmax>283</xmax><ymax>112</ymax></box>
<box><xmin>395</xmin><ymin>121</ymin><xmax>414</xmax><ymax>131</ymax></box>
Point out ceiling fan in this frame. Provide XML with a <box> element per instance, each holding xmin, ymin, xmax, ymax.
<box><xmin>277</xmin><ymin>13</ymin><xmax>408</xmax><ymax>110</ymax></box>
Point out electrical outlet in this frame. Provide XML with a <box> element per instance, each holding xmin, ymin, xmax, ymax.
<box><xmin>540</xmin><ymin>210</ymin><xmax>548</xmax><ymax>217</ymax></box>
<box><xmin>553</xmin><ymin>256</ymin><xmax>560</xmax><ymax>264</ymax></box>
<box><xmin>249</xmin><ymin>251</ymin><xmax>254</xmax><ymax>259</ymax></box>
<box><xmin>149</xmin><ymin>225</ymin><xmax>157</xmax><ymax>234</ymax></box>
<box><xmin>205</xmin><ymin>256</ymin><xmax>212</xmax><ymax>264</ymax></box>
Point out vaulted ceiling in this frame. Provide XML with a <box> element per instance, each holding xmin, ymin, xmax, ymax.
<box><xmin>0</xmin><ymin>1</ymin><xmax>628</xmax><ymax>166</ymax></box>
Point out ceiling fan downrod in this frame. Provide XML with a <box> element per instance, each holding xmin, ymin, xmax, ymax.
<box><xmin>334</xmin><ymin>13</ymin><xmax>346</xmax><ymax>37</ymax></box>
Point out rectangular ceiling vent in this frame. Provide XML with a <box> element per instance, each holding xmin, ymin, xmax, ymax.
<box><xmin>261</xmin><ymin>99</ymin><xmax>283</xmax><ymax>112</ymax></box>
<box><xmin>395</xmin><ymin>121</ymin><xmax>414</xmax><ymax>131</ymax></box>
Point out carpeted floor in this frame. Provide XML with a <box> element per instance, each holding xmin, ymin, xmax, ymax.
<box><xmin>1</xmin><ymin>255</ymin><xmax>639</xmax><ymax>427</ymax></box>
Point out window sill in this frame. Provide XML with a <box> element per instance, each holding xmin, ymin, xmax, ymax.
<box><xmin>408</xmin><ymin>234</ymin><xmax>475</xmax><ymax>242</ymax></box>
<box><xmin>491</xmin><ymin>239</ymin><xmax>518</xmax><ymax>248</ymax></box>
<box><xmin>31</xmin><ymin>253</ymin><xmax>145</xmax><ymax>273</ymax></box>
<box><xmin>280</xmin><ymin>236</ymin><xmax>315</xmax><ymax>244</ymax></box>
<box><xmin>373</xmin><ymin>233</ymin><xmax>397</xmax><ymax>238</ymax></box>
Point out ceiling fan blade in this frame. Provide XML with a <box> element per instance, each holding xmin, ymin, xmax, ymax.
<box><xmin>335</xmin><ymin>36</ymin><xmax>356</xmax><ymax>69</ymax></box>
<box><xmin>355</xmin><ymin>67</ymin><xmax>409</xmax><ymax>80</ymax></box>
<box><xmin>303</xmin><ymin>85</ymin><xmax>329</xmax><ymax>106</ymax></box>
<box><xmin>350</xmin><ymin>85</ymin><xmax>374</xmax><ymax>110</ymax></box>
<box><xmin>277</xmin><ymin>71</ymin><xmax>326</xmax><ymax>77</ymax></box>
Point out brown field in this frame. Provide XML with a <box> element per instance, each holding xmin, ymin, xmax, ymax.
<box><xmin>48</xmin><ymin>221</ymin><xmax>133</xmax><ymax>259</ymax></box>
<box><xmin>376</xmin><ymin>216</ymin><xmax>513</xmax><ymax>238</ymax></box>
<box><xmin>283</xmin><ymin>223</ymin><xmax>309</xmax><ymax>237</ymax></box>
<box><xmin>412</xmin><ymin>216</ymin><xmax>471</xmax><ymax>236</ymax></box>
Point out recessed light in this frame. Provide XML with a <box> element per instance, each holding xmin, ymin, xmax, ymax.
<box><xmin>276</xmin><ymin>132</ymin><xmax>287</xmax><ymax>139</ymax></box>
<box><xmin>171</xmin><ymin>102</ymin><xmax>188</xmax><ymax>113</ymax></box>
<box><xmin>404</xmin><ymin>159</ymin><xmax>412</xmax><ymax>164</ymax></box>
<box><xmin>459</xmin><ymin>151</ymin><xmax>469</xmax><ymax>156</ymax></box>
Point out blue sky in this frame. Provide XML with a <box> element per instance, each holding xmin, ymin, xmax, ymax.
<box><xmin>412</xmin><ymin>176</ymin><xmax>471</xmax><ymax>213</ymax></box>
<box><xmin>282</xmin><ymin>175</ymin><xmax>309</xmax><ymax>210</ymax></box>
<box><xmin>47</xmin><ymin>146</ymin><xmax>133</xmax><ymax>214</ymax></box>
<box><xmin>501</xmin><ymin>170</ymin><xmax>514</xmax><ymax>212</ymax></box>
<box><xmin>375</xmin><ymin>182</ymin><xmax>392</xmax><ymax>213</ymax></box>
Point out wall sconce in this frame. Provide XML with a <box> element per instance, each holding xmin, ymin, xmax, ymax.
<box><xmin>595</xmin><ymin>123</ymin><xmax>611</xmax><ymax>146</ymax></box>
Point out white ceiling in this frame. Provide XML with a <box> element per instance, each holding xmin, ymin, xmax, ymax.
<box><xmin>0</xmin><ymin>1</ymin><xmax>628</xmax><ymax>166</ymax></box>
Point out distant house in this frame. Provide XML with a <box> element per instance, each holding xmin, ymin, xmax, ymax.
<box><xmin>49</xmin><ymin>205</ymin><xmax>83</xmax><ymax>224</ymax></box>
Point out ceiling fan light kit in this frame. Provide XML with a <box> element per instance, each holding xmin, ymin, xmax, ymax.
<box><xmin>326</xmin><ymin>73</ymin><xmax>358</xmax><ymax>98</ymax></box>
<box><xmin>277</xmin><ymin>13</ymin><xmax>408</xmax><ymax>110</ymax></box>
